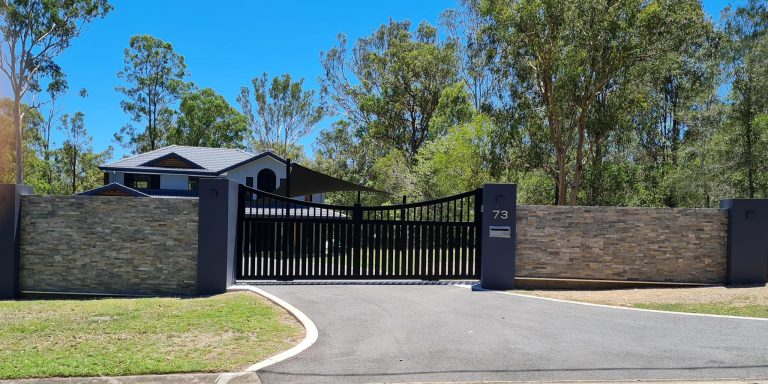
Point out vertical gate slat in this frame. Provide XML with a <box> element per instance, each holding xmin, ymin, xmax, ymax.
<box><xmin>442</xmin><ymin>218</ymin><xmax>448</xmax><ymax>277</ymax></box>
<box><xmin>443</xmin><ymin>209</ymin><xmax>450</xmax><ymax>278</ymax></box>
<box><xmin>372</xmin><ymin>223</ymin><xmax>379</xmax><ymax>276</ymax></box>
<box><xmin>320</xmin><ymin>221</ymin><xmax>327</xmax><ymax>277</ymax></box>
<box><xmin>386</xmin><ymin>221</ymin><xmax>393</xmax><ymax>276</ymax></box>
<box><xmin>384</xmin><ymin>222</ymin><xmax>390</xmax><ymax>276</ymax></box>
<box><xmin>311</xmin><ymin>221</ymin><xmax>318</xmax><ymax>277</ymax></box>
<box><xmin>249</xmin><ymin>213</ymin><xmax>255</xmax><ymax>278</ymax></box>
<box><xmin>333</xmin><ymin>222</ymin><xmax>340</xmax><ymax>277</ymax></box>
<box><xmin>392</xmin><ymin>220</ymin><xmax>398</xmax><ymax>276</ymax></box>
<box><xmin>451</xmin><ymin>199</ymin><xmax>457</xmax><ymax>277</ymax></box>
<box><xmin>380</xmin><ymin>221</ymin><xmax>386</xmax><ymax>276</ymax></box>
<box><xmin>420</xmin><ymin>217</ymin><xmax>427</xmax><ymax>277</ymax></box>
<box><xmin>348</xmin><ymin>218</ymin><xmax>354</xmax><ymax>277</ymax></box>
<box><xmin>361</xmin><ymin>222</ymin><xmax>368</xmax><ymax>277</ymax></box>
<box><xmin>377</xmin><ymin>223</ymin><xmax>384</xmax><ymax>276</ymax></box>
<box><xmin>362</xmin><ymin>221</ymin><xmax>369</xmax><ymax>277</ymax></box>
<box><xmin>409</xmin><ymin>221</ymin><xmax>416</xmax><ymax>277</ymax></box>
<box><xmin>355</xmin><ymin>220</ymin><xmax>362</xmax><ymax>277</ymax></box>
<box><xmin>346</xmin><ymin>219</ymin><xmax>353</xmax><ymax>276</ymax></box>
<box><xmin>369</xmin><ymin>221</ymin><xmax>376</xmax><ymax>277</ymax></box>
<box><xmin>340</xmin><ymin>220</ymin><xmax>347</xmax><ymax>277</ymax></box>
<box><xmin>253</xmin><ymin>198</ymin><xmax>259</xmax><ymax>278</ymax></box>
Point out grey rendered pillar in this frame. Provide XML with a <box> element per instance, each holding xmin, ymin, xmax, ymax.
<box><xmin>719</xmin><ymin>199</ymin><xmax>768</xmax><ymax>286</ymax></box>
<box><xmin>197</xmin><ymin>178</ymin><xmax>240</xmax><ymax>295</ymax></box>
<box><xmin>0</xmin><ymin>184</ymin><xmax>33</xmax><ymax>300</ymax></box>
<box><xmin>480</xmin><ymin>183</ymin><xmax>517</xmax><ymax>290</ymax></box>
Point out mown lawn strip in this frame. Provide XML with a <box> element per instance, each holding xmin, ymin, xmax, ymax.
<box><xmin>0</xmin><ymin>292</ymin><xmax>303</xmax><ymax>379</ymax></box>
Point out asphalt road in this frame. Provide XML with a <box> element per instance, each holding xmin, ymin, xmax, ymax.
<box><xmin>250</xmin><ymin>283</ymin><xmax>768</xmax><ymax>384</ymax></box>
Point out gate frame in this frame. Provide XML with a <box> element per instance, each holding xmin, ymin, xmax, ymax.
<box><xmin>234</xmin><ymin>184</ymin><xmax>486</xmax><ymax>281</ymax></box>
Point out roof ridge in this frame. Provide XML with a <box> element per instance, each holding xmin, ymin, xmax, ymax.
<box><xmin>235</xmin><ymin>148</ymin><xmax>255</xmax><ymax>156</ymax></box>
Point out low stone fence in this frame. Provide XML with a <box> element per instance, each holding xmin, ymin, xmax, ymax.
<box><xmin>2</xmin><ymin>181</ymin><xmax>756</xmax><ymax>298</ymax></box>
<box><xmin>19</xmin><ymin>195</ymin><xmax>198</xmax><ymax>295</ymax></box>
<box><xmin>516</xmin><ymin>205</ymin><xmax>728</xmax><ymax>284</ymax></box>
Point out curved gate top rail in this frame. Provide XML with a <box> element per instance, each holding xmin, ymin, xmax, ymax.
<box><xmin>236</xmin><ymin>185</ymin><xmax>483</xmax><ymax>281</ymax></box>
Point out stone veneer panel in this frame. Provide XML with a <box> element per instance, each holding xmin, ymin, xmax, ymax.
<box><xmin>516</xmin><ymin>205</ymin><xmax>728</xmax><ymax>284</ymax></box>
<box><xmin>20</xmin><ymin>195</ymin><xmax>198</xmax><ymax>295</ymax></box>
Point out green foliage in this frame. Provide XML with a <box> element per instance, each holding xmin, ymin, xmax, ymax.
<box><xmin>0</xmin><ymin>0</ymin><xmax>112</xmax><ymax>183</ymax></box>
<box><xmin>633</xmin><ymin>302</ymin><xmax>768</xmax><ymax>319</ymax></box>
<box><xmin>429</xmin><ymin>82</ymin><xmax>475</xmax><ymax>135</ymax></box>
<box><xmin>372</xmin><ymin>150</ymin><xmax>423</xmax><ymax>203</ymax></box>
<box><xmin>0</xmin><ymin>98</ymin><xmax>45</xmax><ymax>187</ymax></box>
<box><xmin>721</xmin><ymin>0</ymin><xmax>768</xmax><ymax>198</ymax></box>
<box><xmin>115</xmin><ymin>34</ymin><xmax>191</xmax><ymax>153</ymax></box>
<box><xmin>0</xmin><ymin>0</ymin><xmax>112</xmax><ymax>95</ymax></box>
<box><xmin>666</xmin><ymin>105</ymin><xmax>735</xmax><ymax>208</ymax></box>
<box><xmin>480</xmin><ymin>0</ymin><xmax>711</xmax><ymax>205</ymax></box>
<box><xmin>307</xmin><ymin>0</ymin><xmax>768</xmax><ymax>208</ymax></box>
<box><xmin>0</xmin><ymin>98</ymin><xmax>109</xmax><ymax>195</ymax></box>
<box><xmin>169</xmin><ymin>88</ymin><xmax>248</xmax><ymax>148</ymax></box>
<box><xmin>313</xmin><ymin>120</ymin><xmax>382</xmax><ymax>205</ymax></box>
<box><xmin>414</xmin><ymin>115</ymin><xmax>492</xmax><ymax>199</ymax></box>
<box><xmin>238</xmin><ymin>72</ymin><xmax>324</xmax><ymax>159</ymax></box>
<box><xmin>55</xmin><ymin>112</ymin><xmax>112</xmax><ymax>194</ymax></box>
<box><xmin>321</xmin><ymin>19</ymin><xmax>461</xmax><ymax>159</ymax></box>
<box><xmin>516</xmin><ymin>170</ymin><xmax>555</xmax><ymax>205</ymax></box>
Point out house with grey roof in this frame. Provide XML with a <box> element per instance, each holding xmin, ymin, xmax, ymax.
<box><xmin>91</xmin><ymin>145</ymin><xmax>378</xmax><ymax>200</ymax></box>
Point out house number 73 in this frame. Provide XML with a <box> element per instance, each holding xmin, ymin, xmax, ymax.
<box><xmin>493</xmin><ymin>209</ymin><xmax>509</xmax><ymax>219</ymax></box>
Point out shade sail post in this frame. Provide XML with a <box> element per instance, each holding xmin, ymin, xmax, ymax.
<box><xmin>285</xmin><ymin>158</ymin><xmax>291</xmax><ymax>198</ymax></box>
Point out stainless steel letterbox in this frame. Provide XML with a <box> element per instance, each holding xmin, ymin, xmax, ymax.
<box><xmin>489</xmin><ymin>225</ymin><xmax>511</xmax><ymax>238</ymax></box>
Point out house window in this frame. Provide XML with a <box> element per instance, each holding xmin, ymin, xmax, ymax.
<box><xmin>103</xmin><ymin>172</ymin><xmax>110</xmax><ymax>185</ymax></box>
<box><xmin>188</xmin><ymin>176</ymin><xmax>200</xmax><ymax>191</ymax></box>
<box><xmin>123</xmin><ymin>173</ymin><xmax>160</xmax><ymax>190</ymax></box>
<box><xmin>257</xmin><ymin>169</ymin><xmax>276</xmax><ymax>192</ymax></box>
<box><xmin>304</xmin><ymin>194</ymin><xmax>313</xmax><ymax>202</ymax></box>
<box><xmin>246</xmin><ymin>177</ymin><xmax>254</xmax><ymax>188</ymax></box>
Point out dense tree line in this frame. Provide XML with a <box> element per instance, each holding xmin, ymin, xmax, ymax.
<box><xmin>315</xmin><ymin>0</ymin><xmax>768</xmax><ymax>207</ymax></box>
<box><xmin>2</xmin><ymin>0</ymin><xmax>766</xmax><ymax>207</ymax></box>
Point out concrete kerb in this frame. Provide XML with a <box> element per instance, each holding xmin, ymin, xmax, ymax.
<box><xmin>0</xmin><ymin>372</ymin><xmax>261</xmax><ymax>384</ymax></box>
<box><xmin>389</xmin><ymin>381</ymin><xmax>768</xmax><ymax>384</ymax></box>
<box><xmin>469</xmin><ymin>285</ymin><xmax>768</xmax><ymax>322</ymax></box>
<box><xmin>227</xmin><ymin>284</ymin><xmax>319</xmax><ymax>371</ymax></box>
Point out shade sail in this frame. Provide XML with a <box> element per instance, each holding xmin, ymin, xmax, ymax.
<box><xmin>273</xmin><ymin>163</ymin><xmax>385</xmax><ymax>197</ymax></box>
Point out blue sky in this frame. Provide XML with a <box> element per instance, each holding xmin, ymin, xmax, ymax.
<box><xmin>0</xmin><ymin>0</ymin><xmax>743</xmax><ymax>161</ymax></box>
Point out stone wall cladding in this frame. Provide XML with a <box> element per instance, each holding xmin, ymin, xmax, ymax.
<box><xmin>20</xmin><ymin>195</ymin><xmax>198</xmax><ymax>295</ymax></box>
<box><xmin>516</xmin><ymin>205</ymin><xmax>728</xmax><ymax>284</ymax></box>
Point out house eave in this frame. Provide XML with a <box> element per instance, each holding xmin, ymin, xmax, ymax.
<box><xmin>98</xmin><ymin>166</ymin><xmax>222</xmax><ymax>176</ymax></box>
<box><xmin>216</xmin><ymin>151</ymin><xmax>288</xmax><ymax>174</ymax></box>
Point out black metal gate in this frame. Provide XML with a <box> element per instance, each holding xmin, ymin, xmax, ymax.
<box><xmin>235</xmin><ymin>185</ymin><xmax>482</xmax><ymax>280</ymax></box>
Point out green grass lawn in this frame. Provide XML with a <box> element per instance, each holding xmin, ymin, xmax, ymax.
<box><xmin>633</xmin><ymin>302</ymin><xmax>768</xmax><ymax>318</ymax></box>
<box><xmin>0</xmin><ymin>292</ymin><xmax>303</xmax><ymax>380</ymax></box>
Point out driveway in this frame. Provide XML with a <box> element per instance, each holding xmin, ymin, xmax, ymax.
<box><xmin>248</xmin><ymin>283</ymin><xmax>768</xmax><ymax>384</ymax></box>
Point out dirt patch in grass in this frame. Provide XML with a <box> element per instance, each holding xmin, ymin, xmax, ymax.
<box><xmin>516</xmin><ymin>285</ymin><xmax>768</xmax><ymax>318</ymax></box>
<box><xmin>0</xmin><ymin>291</ymin><xmax>304</xmax><ymax>380</ymax></box>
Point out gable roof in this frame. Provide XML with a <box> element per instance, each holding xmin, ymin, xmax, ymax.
<box><xmin>140</xmin><ymin>152</ymin><xmax>204</xmax><ymax>169</ymax></box>
<box><xmin>99</xmin><ymin>145</ymin><xmax>283</xmax><ymax>175</ymax></box>
<box><xmin>78</xmin><ymin>183</ymin><xmax>151</xmax><ymax>197</ymax></box>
